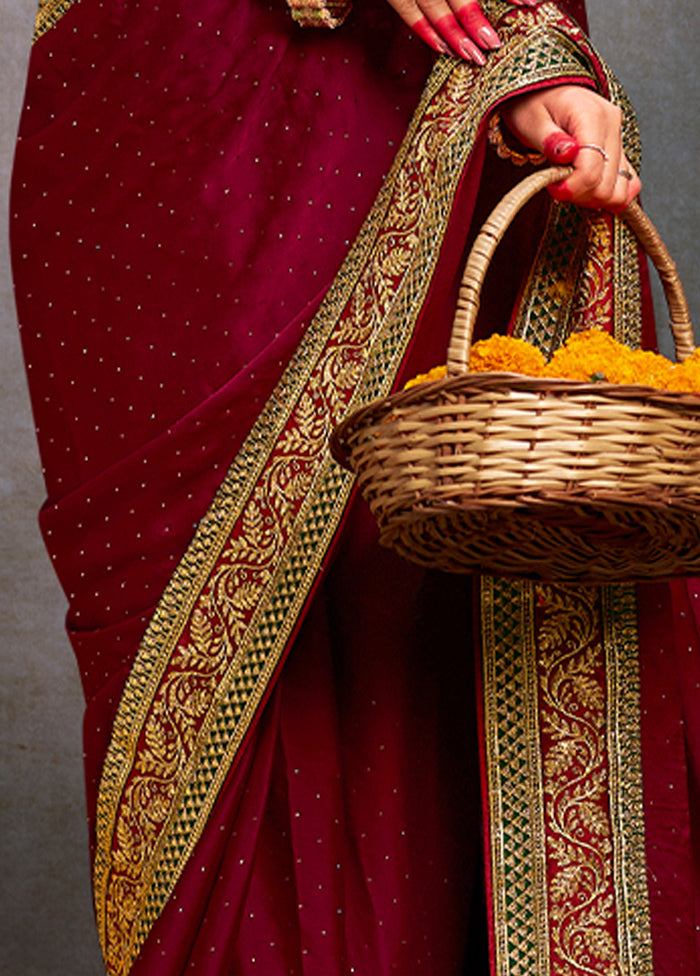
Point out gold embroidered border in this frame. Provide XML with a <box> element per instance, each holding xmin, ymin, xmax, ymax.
<box><xmin>94</xmin><ymin>8</ymin><xmax>605</xmax><ymax>974</ymax></box>
<box><xmin>512</xmin><ymin>202</ymin><xmax>589</xmax><ymax>354</ymax></box>
<box><xmin>603</xmin><ymin>585</ymin><xmax>654</xmax><ymax>975</ymax></box>
<box><xmin>513</xmin><ymin>56</ymin><xmax>643</xmax><ymax>353</ymax></box>
<box><xmin>614</xmin><ymin>216</ymin><xmax>644</xmax><ymax>349</ymax></box>
<box><xmin>536</xmin><ymin>585</ymin><xmax>619</xmax><ymax>975</ymax></box>
<box><xmin>481</xmin><ymin>581</ymin><xmax>652</xmax><ymax>976</ymax></box>
<box><xmin>486</xmin><ymin>47</ymin><xmax>650</xmax><ymax>968</ymax></box>
<box><xmin>287</xmin><ymin>0</ymin><xmax>353</xmax><ymax>29</ymax></box>
<box><xmin>33</xmin><ymin>0</ymin><xmax>78</xmax><ymax>41</ymax></box>
<box><xmin>608</xmin><ymin>72</ymin><xmax>644</xmax><ymax>350</ymax></box>
<box><xmin>481</xmin><ymin>577</ymin><xmax>550</xmax><ymax>976</ymax></box>
<box><xmin>566</xmin><ymin>211</ymin><xmax>615</xmax><ymax>335</ymax></box>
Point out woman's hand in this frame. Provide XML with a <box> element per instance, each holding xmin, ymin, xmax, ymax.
<box><xmin>500</xmin><ymin>85</ymin><xmax>641</xmax><ymax>211</ymax></box>
<box><xmin>385</xmin><ymin>0</ymin><xmax>537</xmax><ymax>62</ymax></box>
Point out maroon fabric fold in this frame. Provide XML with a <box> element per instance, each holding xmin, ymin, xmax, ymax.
<box><xmin>12</xmin><ymin>0</ymin><xmax>435</xmax><ymax>833</ymax></box>
<box><xmin>14</xmin><ymin>0</ymin><xmax>700</xmax><ymax>973</ymax></box>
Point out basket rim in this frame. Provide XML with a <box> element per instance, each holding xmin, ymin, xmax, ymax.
<box><xmin>330</xmin><ymin>368</ymin><xmax>700</xmax><ymax>468</ymax></box>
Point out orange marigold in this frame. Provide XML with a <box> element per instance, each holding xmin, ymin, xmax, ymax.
<box><xmin>543</xmin><ymin>329</ymin><xmax>624</xmax><ymax>382</ymax></box>
<box><xmin>403</xmin><ymin>364</ymin><xmax>448</xmax><ymax>390</ymax></box>
<box><xmin>468</xmin><ymin>334</ymin><xmax>546</xmax><ymax>375</ymax></box>
<box><xmin>666</xmin><ymin>349</ymin><xmax>700</xmax><ymax>394</ymax></box>
<box><xmin>401</xmin><ymin>329</ymin><xmax>696</xmax><ymax>394</ymax></box>
<box><xmin>608</xmin><ymin>348</ymin><xmax>675</xmax><ymax>389</ymax></box>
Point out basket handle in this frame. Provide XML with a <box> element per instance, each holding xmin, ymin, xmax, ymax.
<box><xmin>446</xmin><ymin>165</ymin><xmax>695</xmax><ymax>373</ymax></box>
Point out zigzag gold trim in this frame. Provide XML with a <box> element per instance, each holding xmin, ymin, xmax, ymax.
<box><xmin>513</xmin><ymin>202</ymin><xmax>589</xmax><ymax>353</ymax></box>
<box><xmin>94</xmin><ymin>6</ymin><xmax>604</xmax><ymax>973</ymax></box>
<box><xmin>603</xmin><ymin>585</ymin><xmax>654</xmax><ymax>975</ymax></box>
<box><xmin>485</xmin><ymin>25</ymin><xmax>651</xmax><ymax>974</ymax></box>
<box><xmin>33</xmin><ymin>0</ymin><xmax>78</xmax><ymax>41</ymax></box>
<box><xmin>481</xmin><ymin>577</ymin><xmax>550</xmax><ymax>976</ymax></box>
<box><xmin>481</xmin><ymin>581</ymin><xmax>653</xmax><ymax>976</ymax></box>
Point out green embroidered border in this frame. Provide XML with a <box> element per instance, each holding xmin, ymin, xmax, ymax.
<box><xmin>482</xmin><ymin>579</ymin><xmax>653</xmax><ymax>976</ymax></box>
<box><xmin>93</xmin><ymin>7</ymin><xmax>608</xmax><ymax>971</ymax></box>
<box><xmin>106</xmin><ymin>26</ymin><xmax>598</xmax><ymax>968</ymax></box>
<box><xmin>33</xmin><ymin>0</ymin><xmax>78</xmax><ymax>41</ymax></box>
<box><xmin>481</xmin><ymin>577</ymin><xmax>550</xmax><ymax>976</ymax></box>
<box><xmin>603</xmin><ymin>585</ymin><xmax>654</xmax><ymax>975</ymax></box>
<box><xmin>485</xmin><ymin>33</ymin><xmax>651</xmax><ymax>976</ymax></box>
<box><xmin>513</xmin><ymin>202</ymin><xmax>589</xmax><ymax>354</ymax></box>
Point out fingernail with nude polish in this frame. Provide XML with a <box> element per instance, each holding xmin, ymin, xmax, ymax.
<box><xmin>477</xmin><ymin>25</ymin><xmax>501</xmax><ymax>49</ymax></box>
<box><xmin>460</xmin><ymin>38</ymin><xmax>487</xmax><ymax>65</ymax></box>
<box><xmin>435</xmin><ymin>38</ymin><xmax>451</xmax><ymax>55</ymax></box>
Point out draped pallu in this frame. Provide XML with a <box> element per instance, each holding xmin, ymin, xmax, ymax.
<box><xmin>12</xmin><ymin>0</ymin><xmax>700</xmax><ymax>973</ymax></box>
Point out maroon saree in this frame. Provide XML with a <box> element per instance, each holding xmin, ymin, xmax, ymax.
<box><xmin>11</xmin><ymin>0</ymin><xmax>700</xmax><ymax>974</ymax></box>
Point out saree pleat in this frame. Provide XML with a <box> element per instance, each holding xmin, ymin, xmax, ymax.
<box><xmin>12</xmin><ymin>0</ymin><xmax>700</xmax><ymax>973</ymax></box>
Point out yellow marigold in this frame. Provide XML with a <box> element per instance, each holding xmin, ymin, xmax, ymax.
<box><xmin>606</xmin><ymin>348</ymin><xmax>675</xmax><ymax>389</ymax></box>
<box><xmin>666</xmin><ymin>349</ymin><xmax>700</xmax><ymax>394</ymax></box>
<box><xmin>403</xmin><ymin>364</ymin><xmax>448</xmax><ymax>390</ymax></box>
<box><xmin>543</xmin><ymin>329</ymin><xmax>625</xmax><ymax>382</ymax></box>
<box><xmin>401</xmin><ymin>330</ymin><xmax>696</xmax><ymax>395</ymax></box>
<box><xmin>468</xmin><ymin>334</ymin><xmax>546</xmax><ymax>375</ymax></box>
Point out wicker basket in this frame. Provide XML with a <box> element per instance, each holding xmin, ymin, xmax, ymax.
<box><xmin>331</xmin><ymin>166</ymin><xmax>700</xmax><ymax>583</ymax></box>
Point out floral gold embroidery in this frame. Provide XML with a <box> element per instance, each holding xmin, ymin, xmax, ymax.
<box><xmin>535</xmin><ymin>585</ymin><xmax>618</xmax><ymax>976</ymax></box>
<box><xmin>481</xmin><ymin>580</ymin><xmax>652</xmax><ymax>976</ymax></box>
<box><xmin>95</xmin><ymin>6</ymin><xmax>616</xmax><ymax>973</ymax></box>
<box><xmin>568</xmin><ymin>214</ymin><xmax>616</xmax><ymax>335</ymax></box>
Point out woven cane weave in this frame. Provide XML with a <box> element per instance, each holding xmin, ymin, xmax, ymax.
<box><xmin>332</xmin><ymin>168</ymin><xmax>700</xmax><ymax>583</ymax></box>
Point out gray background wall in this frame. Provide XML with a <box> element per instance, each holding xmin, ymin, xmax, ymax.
<box><xmin>1</xmin><ymin>1</ymin><xmax>698</xmax><ymax>974</ymax></box>
<box><xmin>1</xmin><ymin>2</ymin><xmax>105</xmax><ymax>974</ymax></box>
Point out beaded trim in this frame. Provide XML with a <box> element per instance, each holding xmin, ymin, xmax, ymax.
<box><xmin>488</xmin><ymin>111</ymin><xmax>547</xmax><ymax>166</ymax></box>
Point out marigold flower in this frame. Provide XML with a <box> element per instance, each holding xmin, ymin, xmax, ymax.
<box><xmin>468</xmin><ymin>334</ymin><xmax>546</xmax><ymax>375</ymax></box>
<box><xmin>401</xmin><ymin>329</ymin><xmax>698</xmax><ymax>395</ymax></box>
<box><xmin>403</xmin><ymin>364</ymin><xmax>448</xmax><ymax>390</ymax></box>
<box><xmin>543</xmin><ymin>329</ymin><xmax>623</xmax><ymax>382</ymax></box>
<box><xmin>610</xmin><ymin>348</ymin><xmax>675</xmax><ymax>389</ymax></box>
<box><xmin>666</xmin><ymin>349</ymin><xmax>700</xmax><ymax>394</ymax></box>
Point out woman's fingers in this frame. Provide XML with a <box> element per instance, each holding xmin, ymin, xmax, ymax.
<box><xmin>453</xmin><ymin>1</ymin><xmax>501</xmax><ymax>51</ymax></box>
<box><xmin>551</xmin><ymin>151</ymin><xmax>641</xmax><ymax>212</ymax></box>
<box><xmin>384</xmin><ymin>0</ymin><xmax>534</xmax><ymax>60</ymax></box>
<box><xmin>385</xmin><ymin>0</ymin><xmax>482</xmax><ymax>59</ymax></box>
<box><xmin>394</xmin><ymin>0</ymin><xmax>494</xmax><ymax>61</ymax></box>
<box><xmin>500</xmin><ymin>86</ymin><xmax>642</xmax><ymax>211</ymax></box>
<box><xmin>542</xmin><ymin>131</ymin><xmax>578</xmax><ymax>163</ymax></box>
<box><xmin>410</xmin><ymin>14</ymin><xmax>453</xmax><ymax>54</ymax></box>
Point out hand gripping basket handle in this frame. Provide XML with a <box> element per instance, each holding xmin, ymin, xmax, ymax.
<box><xmin>446</xmin><ymin>165</ymin><xmax>695</xmax><ymax>374</ymax></box>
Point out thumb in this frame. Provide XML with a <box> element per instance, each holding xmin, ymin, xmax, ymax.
<box><xmin>542</xmin><ymin>130</ymin><xmax>579</xmax><ymax>164</ymax></box>
<box><xmin>501</xmin><ymin>98</ymin><xmax>579</xmax><ymax>162</ymax></box>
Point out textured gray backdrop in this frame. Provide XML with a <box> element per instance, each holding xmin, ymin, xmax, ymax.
<box><xmin>1</xmin><ymin>2</ymin><xmax>698</xmax><ymax>974</ymax></box>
